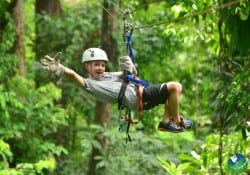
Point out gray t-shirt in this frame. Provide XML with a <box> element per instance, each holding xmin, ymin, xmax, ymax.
<box><xmin>83</xmin><ymin>72</ymin><xmax>138</xmax><ymax>110</ymax></box>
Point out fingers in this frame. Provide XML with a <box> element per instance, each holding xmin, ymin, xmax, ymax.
<box><xmin>44</xmin><ymin>55</ymin><xmax>54</xmax><ymax>61</ymax></box>
<box><xmin>54</xmin><ymin>52</ymin><xmax>62</xmax><ymax>61</ymax></box>
<box><xmin>40</xmin><ymin>64</ymin><xmax>51</xmax><ymax>71</ymax></box>
<box><xmin>132</xmin><ymin>66</ymin><xmax>137</xmax><ymax>75</ymax></box>
<box><xmin>119</xmin><ymin>56</ymin><xmax>133</xmax><ymax>65</ymax></box>
<box><xmin>40</xmin><ymin>60</ymin><xmax>50</xmax><ymax>67</ymax></box>
<box><xmin>41</xmin><ymin>52</ymin><xmax>61</xmax><ymax>63</ymax></box>
<box><xmin>119</xmin><ymin>56</ymin><xmax>138</xmax><ymax>74</ymax></box>
<box><xmin>40</xmin><ymin>55</ymin><xmax>54</xmax><ymax>72</ymax></box>
<box><xmin>40</xmin><ymin>57</ymin><xmax>52</xmax><ymax>66</ymax></box>
<box><xmin>40</xmin><ymin>54</ymin><xmax>56</xmax><ymax>65</ymax></box>
<box><xmin>40</xmin><ymin>53</ymin><xmax>62</xmax><ymax>73</ymax></box>
<box><xmin>120</xmin><ymin>56</ymin><xmax>132</xmax><ymax>62</ymax></box>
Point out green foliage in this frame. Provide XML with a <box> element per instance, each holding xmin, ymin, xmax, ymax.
<box><xmin>0</xmin><ymin>12</ymin><xmax>16</xmax><ymax>53</ymax></box>
<box><xmin>35</xmin><ymin>1</ymin><xmax>102</xmax><ymax>59</ymax></box>
<box><xmin>81</xmin><ymin>124</ymin><xmax>196</xmax><ymax>175</ymax></box>
<box><xmin>0</xmin><ymin>139</ymin><xmax>13</xmax><ymax>169</ymax></box>
<box><xmin>0</xmin><ymin>155</ymin><xmax>56</xmax><ymax>175</ymax></box>
<box><xmin>0</xmin><ymin>75</ymin><xmax>68</xmax><ymax>174</ymax></box>
<box><xmin>223</xmin><ymin>61</ymin><xmax>250</xmax><ymax>131</ymax></box>
<box><xmin>159</xmin><ymin>132</ymin><xmax>250</xmax><ymax>175</ymax></box>
<box><xmin>129</xmin><ymin>0</ymin><xmax>219</xmax><ymax>135</ymax></box>
<box><xmin>0</xmin><ymin>0</ymin><xmax>249</xmax><ymax>174</ymax></box>
<box><xmin>211</xmin><ymin>0</ymin><xmax>250</xmax><ymax>133</ymax></box>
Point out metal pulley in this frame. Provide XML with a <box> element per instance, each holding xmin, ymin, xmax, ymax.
<box><xmin>122</xmin><ymin>9</ymin><xmax>134</xmax><ymax>62</ymax></box>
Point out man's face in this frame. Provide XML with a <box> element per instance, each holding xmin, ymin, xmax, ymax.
<box><xmin>85</xmin><ymin>60</ymin><xmax>106</xmax><ymax>79</ymax></box>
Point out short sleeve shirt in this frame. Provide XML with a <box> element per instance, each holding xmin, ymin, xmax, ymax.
<box><xmin>83</xmin><ymin>72</ymin><xmax>138</xmax><ymax>110</ymax></box>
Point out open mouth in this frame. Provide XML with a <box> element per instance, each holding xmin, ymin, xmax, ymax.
<box><xmin>95</xmin><ymin>72</ymin><xmax>103</xmax><ymax>78</ymax></box>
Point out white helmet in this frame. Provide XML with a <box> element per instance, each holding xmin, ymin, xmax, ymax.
<box><xmin>82</xmin><ymin>48</ymin><xmax>109</xmax><ymax>63</ymax></box>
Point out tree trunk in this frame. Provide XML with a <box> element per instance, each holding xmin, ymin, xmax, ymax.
<box><xmin>88</xmin><ymin>102</ymin><xmax>111</xmax><ymax>175</ymax></box>
<box><xmin>35</xmin><ymin>0</ymin><xmax>61</xmax><ymax>16</ymax></box>
<box><xmin>13</xmin><ymin>0</ymin><xmax>25</xmax><ymax>76</ymax></box>
<box><xmin>35</xmin><ymin>0</ymin><xmax>62</xmax><ymax>58</ymax></box>
<box><xmin>100</xmin><ymin>0</ymin><xmax>119</xmax><ymax>68</ymax></box>
<box><xmin>87</xmin><ymin>1</ymin><xmax>119</xmax><ymax>175</ymax></box>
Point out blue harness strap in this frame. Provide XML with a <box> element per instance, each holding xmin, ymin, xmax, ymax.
<box><xmin>118</xmin><ymin>9</ymin><xmax>148</xmax><ymax>143</ymax></box>
<box><xmin>125</xmin><ymin>32</ymin><xmax>135</xmax><ymax>63</ymax></box>
<box><xmin>124</xmin><ymin>29</ymin><xmax>148</xmax><ymax>87</ymax></box>
<box><xmin>125</xmin><ymin>74</ymin><xmax>148</xmax><ymax>87</ymax></box>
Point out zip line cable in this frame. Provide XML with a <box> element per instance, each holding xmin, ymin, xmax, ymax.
<box><xmin>133</xmin><ymin>0</ymin><xmax>245</xmax><ymax>30</ymax></box>
<box><xmin>102</xmin><ymin>0</ymin><xmax>245</xmax><ymax>30</ymax></box>
<box><xmin>130</xmin><ymin>0</ymin><xmax>164</xmax><ymax>13</ymax></box>
<box><xmin>99</xmin><ymin>0</ymin><xmax>167</xmax><ymax>20</ymax></box>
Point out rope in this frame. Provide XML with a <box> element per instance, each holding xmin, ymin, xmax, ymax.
<box><xmin>118</xmin><ymin>9</ymin><xmax>147</xmax><ymax>142</ymax></box>
<box><xmin>117</xmin><ymin>9</ymin><xmax>134</xmax><ymax>143</ymax></box>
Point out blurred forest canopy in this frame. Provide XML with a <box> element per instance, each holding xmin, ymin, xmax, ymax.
<box><xmin>0</xmin><ymin>0</ymin><xmax>249</xmax><ymax>175</ymax></box>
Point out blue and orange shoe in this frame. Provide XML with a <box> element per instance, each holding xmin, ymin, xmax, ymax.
<box><xmin>179</xmin><ymin>117</ymin><xmax>193</xmax><ymax>129</ymax></box>
<box><xmin>158</xmin><ymin>120</ymin><xmax>185</xmax><ymax>133</ymax></box>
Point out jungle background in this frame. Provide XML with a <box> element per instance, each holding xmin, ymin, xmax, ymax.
<box><xmin>0</xmin><ymin>0</ymin><xmax>249</xmax><ymax>175</ymax></box>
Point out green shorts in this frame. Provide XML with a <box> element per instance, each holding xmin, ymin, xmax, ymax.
<box><xmin>142</xmin><ymin>83</ymin><xmax>168</xmax><ymax>110</ymax></box>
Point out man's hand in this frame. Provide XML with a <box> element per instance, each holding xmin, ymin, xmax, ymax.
<box><xmin>40</xmin><ymin>52</ymin><xmax>65</xmax><ymax>77</ymax></box>
<box><xmin>119</xmin><ymin>56</ymin><xmax>137</xmax><ymax>74</ymax></box>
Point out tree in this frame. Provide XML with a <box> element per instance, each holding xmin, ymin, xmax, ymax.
<box><xmin>35</xmin><ymin>0</ymin><xmax>62</xmax><ymax>58</ymax></box>
<box><xmin>0</xmin><ymin>0</ymin><xmax>25</xmax><ymax>76</ymax></box>
<box><xmin>35</xmin><ymin>0</ymin><xmax>61</xmax><ymax>16</ymax></box>
<box><xmin>214</xmin><ymin>1</ymin><xmax>250</xmax><ymax>174</ymax></box>
<box><xmin>1</xmin><ymin>0</ymin><xmax>248</xmax><ymax>174</ymax></box>
<box><xmin>87</xmin><ymin>1</ymin><xmax>120</xmax><ymax>174</ymax></box>
<box><xmin>13</xmin><ymin>0</ymin><xmax>25</xmax><ymax>76</ymax></box>
<box><xmin>0</xmin><ymin>1</ymin><xmax>68</xmax><ymax>174</ymax></box>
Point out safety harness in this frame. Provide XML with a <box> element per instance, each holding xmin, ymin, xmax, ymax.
<box><xmin>118</xmin><ymin>9</ymin><xmax>148</xmax><ymax>143</ymax></box>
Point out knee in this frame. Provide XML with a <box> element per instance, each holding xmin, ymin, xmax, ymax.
<box><xmin>176</xmin><ymin>82</ymin><xmax>182</xmax><ymax>93</ymax></box>
<box><xmin>166</xmin><ymin>82</ymin><xmax>182</xmax><ymax>93</ymax></box>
